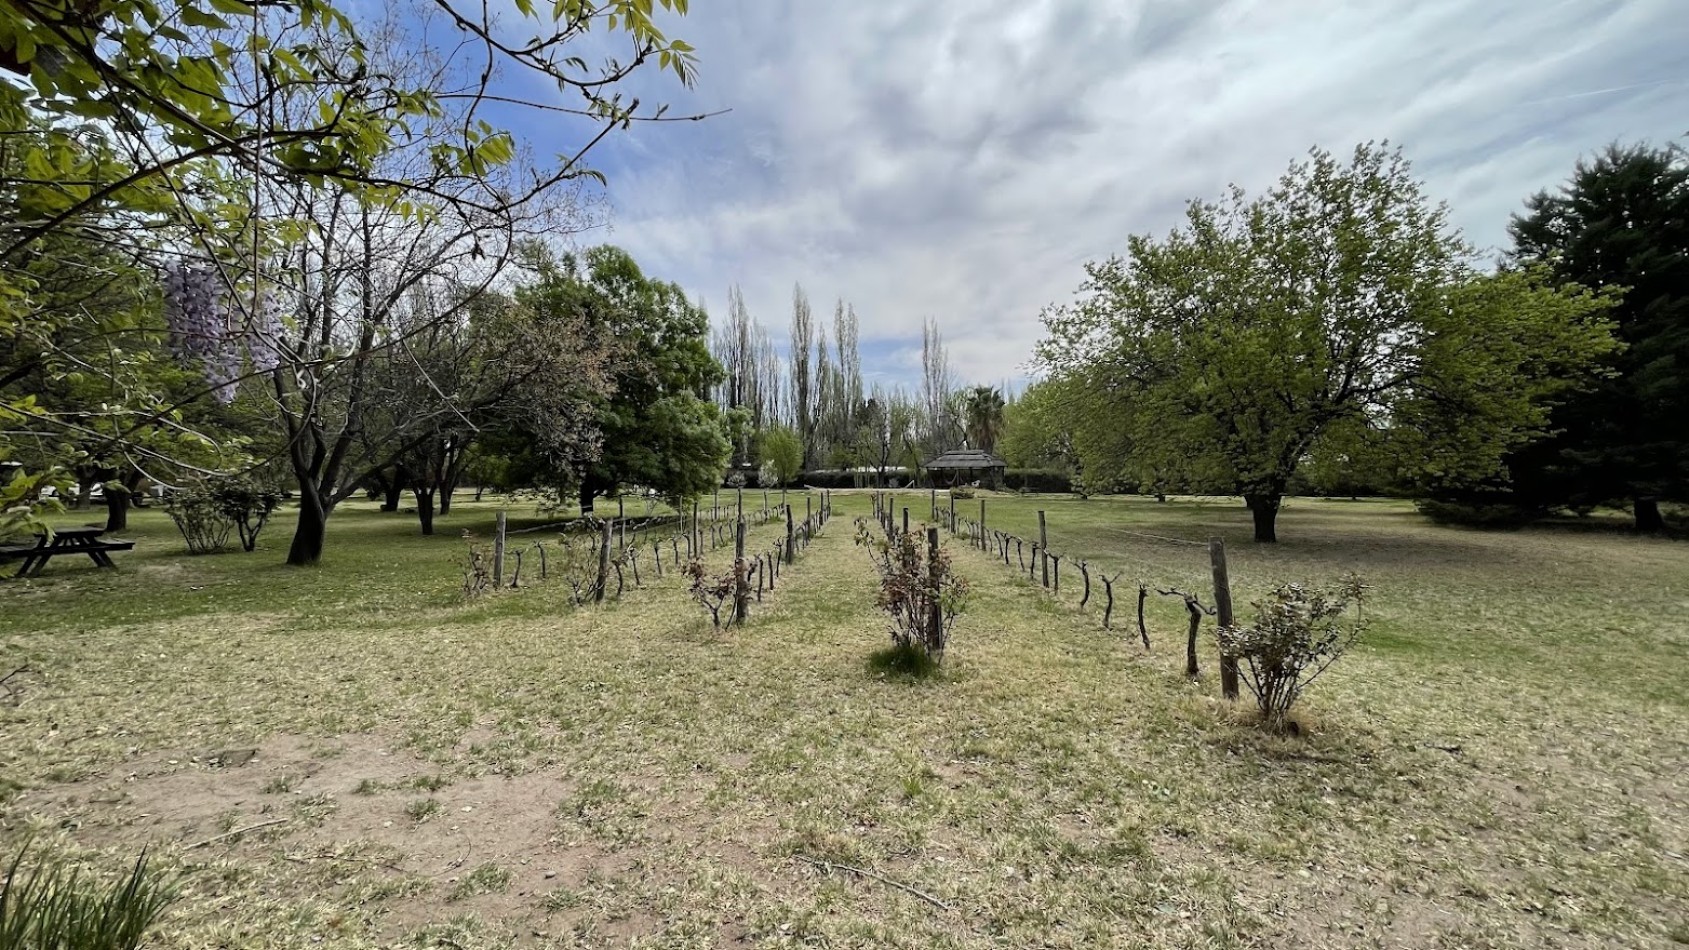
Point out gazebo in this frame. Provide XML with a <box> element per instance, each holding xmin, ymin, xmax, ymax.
<box><xmin>923</xmin><ymin>448</ymin><xmax>1006</xmax><ymax>488</ymax></box>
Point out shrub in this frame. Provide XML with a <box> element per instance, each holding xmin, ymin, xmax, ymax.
<box><xmin>1217</xmin><ymin>576</ymin><xmax>1369</xmax><ymax>730</ymax></box>
<box><xmin>1415</xmin><ymin>498</ymin><xmax>1544</xmax><ymax>529</ymax></box>
<box><xmin>683</xmin><ymin>557</ymin><xmax>738</xmax><ymax>627</ymax></box>
<box><xmin>853</xmin><ymin>518</ymin><xmax>968</xmax><ymax>664</ymax></box>
<box><xmin>799</xmin><ymin>469</ymin><xmax>856</xmax><ymax>489</ymax></box>
<box><xmin>210</xmin><ymin>481</ymin><xmax>282</xmax><ymax>551</ymax></box>
<box><xmin>1002</xmin><ymin>468</ymin><xmax>1072</xmax><ymax>493</ymax></box>
<box><xmin>0</xmin><ymin>841</ymin><xmax>179</xmax><ymax>950</ymax></box>
<box><xmin>163</xmin><ymin>488</ymin><xmax>234</xmax><ymax>554</ymax></box>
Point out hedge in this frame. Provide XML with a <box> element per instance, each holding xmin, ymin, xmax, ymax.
<box><xmin>1002</xmin><ymin>468</ymin><xmax>1072</xmax><ymax>493</ymax></box>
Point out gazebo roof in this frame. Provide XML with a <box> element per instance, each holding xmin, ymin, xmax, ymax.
<box><xmin>924</xmin><ymin>448</ymin><xmax>1007</xmax><ymax>470</ymax></box>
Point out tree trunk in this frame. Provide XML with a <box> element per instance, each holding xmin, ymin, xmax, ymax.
<box><xmin>474</xmin><ymin>484</ymin><xmax>486</xmax><ymax>502</ymax></box>
<box><xmin>75</xmin><ymin>472</ymin><xmax>96</xmax><ymax>509</ymax></box>
<box><xmin>438</xmin><ymin>484</ymin><xmax>453</xmax><ymax>516</ymax></box>
<box><xmin>288</xmin><ymin>489</ymin><xmax>330</xmax><ymax>566</ymax></box>
<box><xmin>579</xmin><ymin>481</ymin><xmax>595</xmax><ymax>516</ymax></box>
<box><xmin>104</xmin><ymin>487</ymin><xmax>129</xmax><ymax>532</ymax></box>
<box><xmin>415</xmin><ymin>488</ymin><xmax>436</xmax><ymax>535</ymax></box>
<box><xmin>1634</xmin><ymin>497</ymin><xmax>1665</xmax><ymax>534</ymax></box>
<box><xmin>1245</xmin><ymin>493</ymin><xmax>1281</xmax><ymax>543</ymax></box>
<box><xmin>381</xmin><ymin>465</ymin><xmax>405</xmax><ymax>512</ymax></box>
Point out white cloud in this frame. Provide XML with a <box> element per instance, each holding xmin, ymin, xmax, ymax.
<box><xmin>570</xmin><ymin>0</ymin><xmax>1687</xmax><ymax>385</ymax></box>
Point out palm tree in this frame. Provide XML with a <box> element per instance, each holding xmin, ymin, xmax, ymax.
<box><xmin>963</xmin><ymin>385</ymin><xmax>1006</xmax><ymax>453</ymax></box>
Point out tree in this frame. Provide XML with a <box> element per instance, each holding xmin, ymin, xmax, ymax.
<box><xmin>999</xmin><ymin>379</ymin><xmax>1079</xmax><ymax>470</ymax></box>
<box><xmin>757</xmin><ymin>425</ymin><xmax>803</xmax><ymax>486</ymax></box>
<box><xmin>1037</xmin><ymin>143</ymin><xmax>1618</xmax><ymax>542</ymax></box>
<box><xmin>918</xmin><ymin>318</ymin><xmax>956</xmax><ymax>455</ymax></box>
<box><xmin>1509</xmin><ymin>143</ymin><xmax>1689</xmax><ymax>532</ymax></box>
<box><xmin>962</xmin><ymin>385</ymin><xmax>1006</xmax><ymax>453</ymax></box>
<box><xmin>515</xmin><ymin>245</ymin><xmax>729</xmax><ymax>512</ymax></box>
<box><xmin>788</xmin><ymin>283</ymin><xmax>815</xmax><ymax>467</ymax></box>
<box><xmin>2</xmin><ymin>0</ymin><xmax>706</xmax><ymax>564</ymax></box>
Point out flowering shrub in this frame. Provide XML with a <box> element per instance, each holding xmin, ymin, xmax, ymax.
<box><xmin>854</xmin><ymin>518</ymin><xmax>968</xmax><ymax>664</ymax></box>
<box><xmin>1218</xmin><ymin>575</ymin><xmax>1369</xmax><ymax>730</ymax></box>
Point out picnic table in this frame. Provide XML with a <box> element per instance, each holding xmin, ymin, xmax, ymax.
<box><xmin>0</xmin><ymin>526</ymin><xmax>135</xmax><ymax>577</ymax></box>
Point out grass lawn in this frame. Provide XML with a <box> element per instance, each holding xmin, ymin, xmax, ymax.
<box><xmin>1</xmin><ymin>491</ymin><xmax>1684</xmax><ymax>948</ymax></box>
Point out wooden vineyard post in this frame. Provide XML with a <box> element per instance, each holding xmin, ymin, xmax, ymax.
<box><xmin>948</xmin><ymin>492</ymin><xmax>955</xmax><ymax>532</ymax></box>
<box><xmin>902</xmin><ymin>507</ymin><xmax>909</xmax><ymax>539</ymax></box>
<box><xmin>1038</xmin><ymin>510</ymin><xmax>1048</xmax><ymax>587</ymax></box>
<box><xmin>806</xmin><ymin>495</ymin><xmax>813</xmax><ymax>536</ymax></box>
<box><xmin>979</xmin><ymin>498</ymin><xmax>986</xmax><ymax>549</ymax></box>
<box><xmin>737</xmin><ymin>487</ymin><xmax>743</xmax><ymax>521</ymax></box>
<box><xmin>927</xmin><ymin>527</ymin><xmax>943</xmax><ymax>655</ymax></box>
<box><xmin>929</xmin><ymin>485</ymin><xmax>936</xmax><ymax>521</ymax></box>
<box><xmin>1183</xmin><ymin>596</ymin><xmax>1202</xmax><ymax>678</ymax></box>
<box><xmin>1137</xmin><ymin>584</ymin><xmax>1150</xmax><ymax>650</ymax></box>
<box><xmin>1210</xmin><ymin>537</ymin><xmax>1239</xmax><ymax>699</ymax></box>
<box><xmin>692</xmin><ymin>499</ymin><xmax>701</xmax><ymax>557</ymax></box>
<box><xmin>594</xmin><ymin>518</ymin><xmax>612</xmax><ymax>603</ymax></box>
<box><xmin>733</xmin><ymin>519</ymin><xmax>750</xmax><ymax>625</ymax></box>
<box><xmin>786</xmin><ymin>504</ymin><xmax>796</xmax><ymax>564</ymax></box>
<box><xmin>493</xmin><ymin>511</ymin><xmax>507</xmax><ymax>588</ymax></box>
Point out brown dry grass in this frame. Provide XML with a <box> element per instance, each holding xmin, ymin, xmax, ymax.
<box><xmin>1</xmin><ymin>492</ymin><xmax>1684</xmax><ymax>948</ymax></box>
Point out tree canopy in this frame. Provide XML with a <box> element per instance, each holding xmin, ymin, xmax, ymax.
<box><xmin>1036</xmin><ymin>143</ymin><xmax>1618</xmax><ymax>541</ymax></box>
<box><xmin>1507</xmin><ymin>142</ymin><xmax>1689</xmax><ymax>531</ymax></box>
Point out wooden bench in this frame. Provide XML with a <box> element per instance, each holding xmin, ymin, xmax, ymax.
<box><xmin>0</xmin><ymin>527</ymin><xmax>135</xmax><ymax>577</ymax></box>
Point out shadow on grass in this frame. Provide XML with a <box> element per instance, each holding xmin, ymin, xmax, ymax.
<box><xmin>865</xmin><ymin>644</ymin><xmax>945</xmax><ymax>681</ymax></box>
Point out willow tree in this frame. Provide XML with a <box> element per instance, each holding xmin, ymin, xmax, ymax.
<box><xmin>1037</xmin><ymin>143</ymin><xmax>1617</xmax><ymax>541</ymax></box>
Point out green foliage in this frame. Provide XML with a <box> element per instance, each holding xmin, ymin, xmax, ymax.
<box><xmin>1509</xmin><ymin>143</ymin><xmax>1689</xmax><ymax>528</ymax></box>
<box><xmin>0</xmin><ymin>841</ymin><xmax>178</xmax><ymax>950</ymax></box>
<box><xmin>511</xmin><ymin>245</ymin><xmax>729</xmax><ymax>509</ymax></box>
<box><xmin>1413</xmin><ymin>499</ymin><xmax>1545</xmax><ymax>529</ymax></box>
<box><xmin>162</xmin><ymin>487</ymin><xmax>233</xmax><ymax>554</ymax></box>
<box><xmin>1217</xmin><ymin>576</ymin><xmax>1369</xmax><ymax>730</ymax></box>
<box><xmin>160</xmin><ymin>478</ymin><xmax>279</xmax><ymax>554</ymax></box>
<box><xmin>1036</xmin><ymin>143</ymin><xmax>1618</xmax><ymax>541</ymax></box>
<box><xmin>211</xmin><ymin>480</ymin><xmax>282</xmax><ymax>552</ymax></box>
<box><xmin>0</xmin><ymin>466</ymin><xmax>66</xmax><ymax>542</ymax></box>
<box><xmin>962</xmin><ymin>386</ymin><xmax>1005</xmax><ymax>454</ymax></box>
<box><xmin>998</xmin><ymin>380</ymin><xmax>1078</xmax><ymax>473</ymax></box>
<box><xmin>1002</xmin><ymin>469</ymin><xmax>1073</xmax><ymax>494</ymax></box>
<box><xmin>757</xmin><ymin>426</ymin><xmax>804</xmax><ymax>486</ymax></box>
<box><xmin>865</xmin><ymin>643</ymin><xmax>943</xmax><ymax>680</ymax></box>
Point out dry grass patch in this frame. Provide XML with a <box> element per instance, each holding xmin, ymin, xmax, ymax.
<box><xmin>0</xmin><ymin>493</ymin><xmax>1683</xmax><ymax>948</ymax></box>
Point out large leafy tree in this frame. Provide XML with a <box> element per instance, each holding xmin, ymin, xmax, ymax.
<box><xmin>1037</xmin><ymin>144</ymin><xmax>1618</xmax><ymax>541</ymax></box>
<box><xmin>513</xmin><ymin>245</ymin><xmax>729</xmax><ymax>511</ymax></box>
<box><xmin>1</xmin><ymin>0</ymin><xmax>705</xmax><ymax>563</ymax></box>
<box><xmin>1508</xmin><ymin>143</ymin><xmax>1689</xmax><ymax>532</ymax></box>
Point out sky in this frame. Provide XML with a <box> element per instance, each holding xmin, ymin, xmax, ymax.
<box><xmin>539</xmin><ymin>0</ymin><xmax>1688</xmax><ymax>389</ymax></box>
